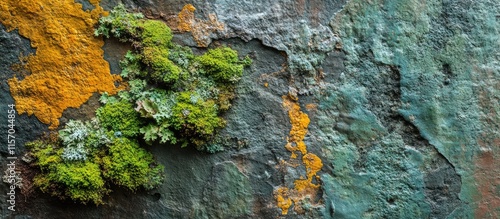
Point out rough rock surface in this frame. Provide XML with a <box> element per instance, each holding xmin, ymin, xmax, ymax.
<box><xmin>1</xmin><ymin>0</ymin><xmax>499</xmax><ymax>218</ymax></box>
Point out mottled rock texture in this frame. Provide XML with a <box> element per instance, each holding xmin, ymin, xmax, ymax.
<box><xmin>1</xmin><ymin>0</ymin><xmax>499</xmax><ymax>218</ymax></box>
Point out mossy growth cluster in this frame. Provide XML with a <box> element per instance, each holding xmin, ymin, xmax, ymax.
<box><xmin>95</xmin><ymin>4</ymin><xmax>251</xmax><ymax>149</ymax></box>
<box><xmin>24</xmin><ymin>4</ymin><xmax>250</xmax><ymax>204</ymax></box>
<box><xmin>26</xmin><ymin>118</ymin><xmax>163</xmax><ymax>205</ymax></box>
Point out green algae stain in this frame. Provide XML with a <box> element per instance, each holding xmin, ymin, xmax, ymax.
<box><xmin>330</xmin><ymin>0</ymin><xmax>500</xmax><ymax>217</ymax></box>
<box><xmin>316</xmin><ymin>86</ymin><xmax>430</xmax><ymax>218</ymax></box>
<box><xmin>201</xmin><ymin>162</ymin><xmax>254</xmax><ymax>218</ymax></box>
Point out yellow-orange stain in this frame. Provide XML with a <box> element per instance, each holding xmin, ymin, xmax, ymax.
<box><xmin>274</xmin><ymin>187</ymin><xmax>292</xmax><ymax>215</ymax></box>
<box><xmin>264</xmin><ymin>82</ymin><xmax>269</xmax><ymax>87</ymax></box>
<box><xmin>274</xmin><ymin>94</ymin><xmax>323</xmax><ymax>215</ymax></box>
<box><xmin>170</xmin><ymin>4</ymin><xmax>224</xmax><ymax>47</ymax></box>
<box><xmin>282</xmin><ymin>95</ymin><xmax>310</xmax><ymax>157</ymax></box>
<box><xmin>0</xmin><ymin>0</ymin><xmax>123</xmax><ymax>129</ymax></box>
<box><xmin>177</xmin><ymin>4</ymin><xmax>196</xmax><ymax>32</ymax></box>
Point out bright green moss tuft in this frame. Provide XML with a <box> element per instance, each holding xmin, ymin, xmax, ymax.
<box><xmin>96</xmin><ymin>99</ymin><xmax>143</xmax><ymax>138</ymax></box>
<box><xmin>171</xmin><ymin>91</ymin><xmax>225</xmax><ymax>136</ymax></box>
<box><xmin>25</xmin><ymin>140</ymin><xmax>63</xmax><ymax>169</ymax></box>
<box><xmin>55</xmin><ymin>162</ymin><xmax>107</xmax><ymax>203</ymax></box>
<box><xmin>26</xmin><ymin>133</ymin><xmax>162</xmax><ymax>204</ymax></box>
<box><xmin>196</xmin><ymin>47</ymin><xmax>249</xmax><ymax>82</ymax></box>
<box><xmin>33</xmin><ymin>161</ymin><xmax>109</xmax><ymax>205</ymax></box>
<box><xmin>142</xmin><ymin>46</ymin><xmax>181</xmax><ymax>83</ymax></box>
<box><xmin>140</xmin><ymin>20</ymin><xmax>173</xmax><ymax>48</ymax></box>
<box><xmin>102</xmin><ymin>138</ymin><xmax>164</xmax><ymax>190</ymax></box>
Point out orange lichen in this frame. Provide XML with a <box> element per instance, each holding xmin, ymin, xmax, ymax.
<box><xmin>282</xmin><ymin>94</ymin><xmax>310</xmax><ymax>155</ymax></box>
<box><xmin>294</xmin><ymin>178</ymin><xmax>320</xmax><ymax>193</ymax></box>
<box><xmin>274</xmin><ymin>187</ymin><xmax>292</xmax><ymax>215</ymax></box>
<box><xmin>274</xmin><ymin>94</ymin><xmax>323</xmax><ymax>215</ymax></box>
<box><xmin>289</xmin><ymin>153</ymin><xmax>323</xmax><ymax>213</ymax></box>
<box><xmin>294</xmin><ymin>153</ymin><xmax>323</xmax><ymax>193</ymax></box>
<box><xmin>169</xmin><ymin>4</ymin><xmax>224</xmax><ymax>47</ymax></box>
<box><xmin>177</xmin><ymin>4</ymin><xmax>196</xmax><ymax>32</ymax></box>
<box><xmin>303</xmin><ymin>153</ymin><xmax>323</xmax><ymax>179</ymax></box>
<box><xmin>0</xmin><ymin>0</ymin><xmax>123</xmax><ymax>129</ymax></box>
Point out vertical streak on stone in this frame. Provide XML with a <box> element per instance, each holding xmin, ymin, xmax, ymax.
<box><xmin>274</xmin><ymin>94</ymin><xmax>323</xmax><ymax>215</ymax></box>
<box><xmin>475</xmin><ymin>69</ymin><xmax>500</xmax><ymax>218</ymax></box>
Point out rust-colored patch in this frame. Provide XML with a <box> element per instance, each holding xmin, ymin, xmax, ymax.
<box><xmin>274</xmin><ymin>94</ymin><xmax>323</xmax><ymax>215</ymax></box>
<box><xmin>169</xmin><ymin>4</ymin><xmax>224</xmax><ymax>47</ymax></box>
<box><xmin>475</xmin><ymin>66</ymin><xmax>500</xmax><ymax>218</ymax></box>
<box><xmin>474</xmin><ymin>140</ymin><xmax>500</xmax><ymax>219</ymax></box>
<box><xmin>0</xmin><ymin>0</ymin><xmax>123</xmax><ymax>129</ymax></box>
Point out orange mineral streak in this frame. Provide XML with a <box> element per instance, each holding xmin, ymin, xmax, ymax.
<box><xmin>274</xmin><ymin>95</ymin><xmax>323</xmax><ymax>215</ymax></box>
<box><xmin>0</xmin><ymin>0</ymin><xmax>123</xmax><ymax>129</ymax></box>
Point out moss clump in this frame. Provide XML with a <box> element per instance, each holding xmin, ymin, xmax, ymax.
<box><xmin>33</xmin><ymin>162</ymin><xmax>109</xmax><ymax>205</ymax></box>
<box><xmin>102</xmin><ymin>138</ymin><xmax>164</xmax><ymax>190</ymax></box>
<box><xmin>140</xmin><ymin>20</ymin><xmax>173</xmax><ymax>47</ymax></box>
<box><xmin>142</xmin><ymin>46</ymin><xmax>181</xmax><ymax>83</ymax></box>
<box><xmin>93</xmin><ymin>3</ymin><xmax>144</xmax><ymax>40</ymax></box>
<box><xmin>96</xmin><ymin>99</ymin><xmax>143</xmax><ymax>138</ymax></box>
<box><xmin>171</xmin><ymin>91</ymin><xmax>225</xmax><ymax>136</ymax></box>
<box><xmin>196</xmin><ymin>47</ymin><xmax>252</xmax><ymax>82</ymax></box>
<box><xmin>95</xmin><ymin>5</ymin><xmax>251</xmax><ymax>149</ymax></box>
<box><xmin>25</xmin><ymin>119</ymin><xmax>163</xmax><ymax>205</ymax></box>
<box><xmin>27</xmin><ymin>139</ymin><xmax>109</xmax><ymax>204</ymax></box>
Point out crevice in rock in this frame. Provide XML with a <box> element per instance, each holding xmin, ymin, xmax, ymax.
<box><xmin>442</xmin><ymin>63</ymin><xmax>453</xmax><ymax>86</ymax></box>
<box><xmin>362</xmin><ymin>63</ymin><xmax>463</xmax><ymax>218</ymax></box>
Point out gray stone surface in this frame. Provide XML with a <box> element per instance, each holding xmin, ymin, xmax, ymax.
<box><xmin>102</xmin><ymin>0</ymin><xmax>346</xmax><ymax>76</ymax></box>
<box><xmin>1</xmin><ymin>0</ymin><xmax>499</xmax><ymax>218</ymax></box>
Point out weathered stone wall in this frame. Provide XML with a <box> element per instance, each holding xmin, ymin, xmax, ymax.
<box><xmin>1</xmin><ymin>0</ymin><xmax>498</xmax><ymax>218</ymax></box>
